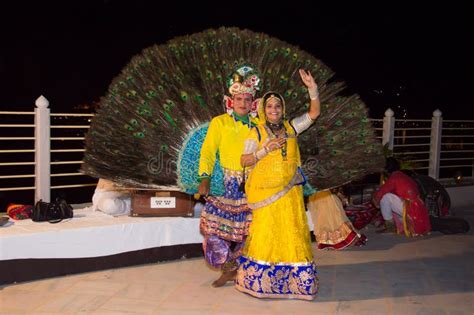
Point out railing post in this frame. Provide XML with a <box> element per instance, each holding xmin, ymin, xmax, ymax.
<box><xmin>429</xmin><ymin>109</ymin><xmax>442</xmax><ymax>179</ymax></box>
<box><xmin>35</xmin><ymin>96</ymin><xmax>51</xmax><ymax>203</ymax></box>
<box><xmin>382</xmin><ymin>108</ymin><xmax>395</xmax><ymax>150</ymax></box>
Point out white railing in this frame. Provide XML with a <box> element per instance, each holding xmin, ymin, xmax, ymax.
<box><xmin>0</xmin><ymin>109</ymin><xmax>36</xmax><ymax>194</ymax></box>
<box><xmin>0</xmin><ymin>96</ymin><xmax>96</xmax><ymax>202</ymax></box>
<box><xmin>380</xmin><ymin>108</ymin><xmax>473</xmax><ymax>183</ymax></box>
<box><xmin>1</xmin><ymin>96</ymin><xmax>473</xmax><ymax>203</ymax></box>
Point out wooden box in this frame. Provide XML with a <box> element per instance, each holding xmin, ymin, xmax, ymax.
<box><xmin>131</xmin><ymin>191</ymin><xmax>194</xmax><ymax>217</ymax></box>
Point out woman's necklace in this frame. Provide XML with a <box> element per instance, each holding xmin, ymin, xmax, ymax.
<box><xmin>265</xmin><ymin>121</ymin><xmax>288</xmax><ymax>160</ymax></box>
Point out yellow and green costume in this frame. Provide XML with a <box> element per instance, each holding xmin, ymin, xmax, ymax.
<box><xmin>199</xmin><ymin>112</ymin><xmax>257</xmax><ymax>271</ymax></box>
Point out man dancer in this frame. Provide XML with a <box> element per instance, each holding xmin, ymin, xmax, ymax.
<box><xmin>198</xmin><ymin>66</ymin><xmax>260</xmax><ymax>287</ymax></box>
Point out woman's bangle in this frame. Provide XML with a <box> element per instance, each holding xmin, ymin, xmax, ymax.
<box><xmin>255</xmin><ymin>148</ymin><xmax>268</xmax><ymax>161</ymax></box>
<box><xmin>309</xmin><ymin>87</ymin><xmax>319</xmax><ymax>100</ymax></box>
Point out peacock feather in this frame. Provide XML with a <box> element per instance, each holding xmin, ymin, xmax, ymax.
<box><xmin>82</xmin><ymin>27</ymin><xmax>384</xmax><ymax>192</ymax></box>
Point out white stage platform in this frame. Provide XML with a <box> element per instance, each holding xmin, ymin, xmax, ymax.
<box><xmin>0</xmin><ymin>207</ymin><xmax>204</xmax><ymax>284</ymax></box>
<box><xmin>0</xmin><ymin>207</ymin><xmax>203</xmax><ymax>261</ymax></box>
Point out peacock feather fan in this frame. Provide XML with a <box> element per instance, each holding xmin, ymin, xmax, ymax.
<box><xmin>82</xmin><ymin>27</ymin><xmax>384</xmax><ymax>192</ymax></box>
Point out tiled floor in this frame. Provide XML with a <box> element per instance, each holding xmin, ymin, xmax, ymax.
<box><xmin>1</xmin><ymin>206</ymin><xmax>473</xmax><ymax>314</ymax></box>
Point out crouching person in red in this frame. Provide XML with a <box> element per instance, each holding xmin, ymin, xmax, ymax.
<box><xmin>372</xmin><ymin>157</ymin><xmax>431</xmax><ymax>236</ymax></box>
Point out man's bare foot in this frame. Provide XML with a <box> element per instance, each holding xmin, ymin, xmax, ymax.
<box><xmin>211</xmin><ymin>270</ymin><xmax>237</xmax><ymax>287</ymax></box>
<box><xmin>376</xmin><ymin>220</ymin><xmax>396</xmax><ymax>234</ymax></box>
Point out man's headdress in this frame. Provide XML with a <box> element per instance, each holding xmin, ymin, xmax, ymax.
<box><xmin>227</xmin><ymin>65</ymin><xmax>261</xmax><ymax>97</ymax></box>
<box><xmin>223</xmin><ymin>65</ymin><xmax>261</xmax><ymax>117</ymax></box>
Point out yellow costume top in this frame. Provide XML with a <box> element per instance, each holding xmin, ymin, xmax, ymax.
<box><xmin>198</xmin><ymin>113</ymin><xmax>258</xmax><ymax>178</ymax></box>
<box><xmin>245</xmin><ymin>121</ymin><xmax>303</xmax><ymax>207</ymax></box>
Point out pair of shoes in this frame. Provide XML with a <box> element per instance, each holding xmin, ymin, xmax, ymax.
<box><xmin>376</xmin><ymin>220</ymin><xmax>396</xmax><ymax>234</ymax></box>
<box><xmin>211</xmin><ymin>270</ymin><xmax>237</xmax><ymax>287</ymax></box>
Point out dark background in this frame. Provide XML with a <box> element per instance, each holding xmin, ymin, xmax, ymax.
<box><xmin>0</xmin><ymin>1</ymin><xmax>472</xmax><ymax>118</ymax></box>
<box><xmin>0</xmin><ymin>1</ymin><xmax>472</xmax><ymax>208</ymax></box>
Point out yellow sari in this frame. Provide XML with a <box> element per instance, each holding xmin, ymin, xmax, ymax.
<box><xmin>235</xmin><ymin>122</ymin><xmax>318</xmax><ymax>300</ymax></box>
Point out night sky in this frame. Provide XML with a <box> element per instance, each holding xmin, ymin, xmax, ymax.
<box><xmin>0</xmin><ymin>1</ymin><xmax>472</xmax><ymax>119</ymax></box>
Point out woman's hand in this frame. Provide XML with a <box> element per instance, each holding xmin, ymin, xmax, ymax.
<box><xmin>265</xmin><ymin>138</ymin><xmax>287</xmax><ymax>152</ymax></box>
<box><xmin>300</xmin><ymin>69</ymin><xmax>321</xmax><ymax>119</ymax></box>
<box><xmin>299</xmin><ymin>69</ymin><xmax>318</xmax><ymax>91</ymax></box>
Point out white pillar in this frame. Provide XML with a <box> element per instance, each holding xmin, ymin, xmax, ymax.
<box><xmin>35</xmin><ymin>95</ymin><xmax>51</xmax><ymax>202</ymax></box>
<box><xmin>429</xmin><ymin>109</ymin><xmax>442</xmax><ymax>180</ymax></box>
<box><xmin>382</xmin><ymin>108</ymin><xmax>395</xmax><ymax>151</ymax></box>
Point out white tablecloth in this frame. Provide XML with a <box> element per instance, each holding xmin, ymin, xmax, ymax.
<box><xmin>0</xmin><ymin>208</ymin><xmax>203</xmax><ymax>260</ymax></box>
